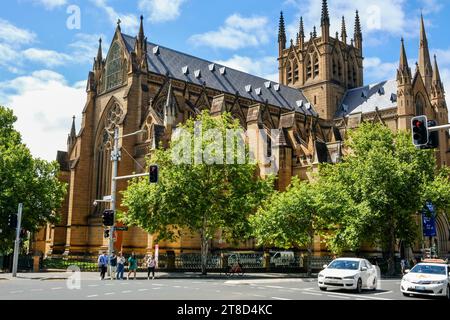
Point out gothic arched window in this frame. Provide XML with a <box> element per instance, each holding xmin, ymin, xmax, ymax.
<box><xmin>287</xmin><ymin>62</ymin><xmax>293</xmax><ymax>84</ymax></box>
<box><xmin>306</xmin><ymin>56</ymin><xmax>312</xmax><ymax>80</ymax></box>
<box><xmin>313</xmin><ymin>54</ymin><xmax>319</xmax><ymax>78</ymax></box>
<box><xmin>105</xmin><ymin>42</ymin><xmax>123</xmax><ymax>91</ymax></box>
<box><xmin>415</xmin><ymin>93</ymin><xmax>425</xmax><ymax>115</ymax></box>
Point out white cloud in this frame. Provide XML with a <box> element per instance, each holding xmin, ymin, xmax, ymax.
<box><xmin>284</xmin><ymin>0</ymin><xmax>420</xmax><ymax>46</ymax></box>
<box><xmin>0</xmin><ymin>19</ymin><xmax>36</xmax><ymax>45</ymax></box>
<box><xmin>91</xmin><ymin>0</ymin><xmax>140</xmax><ymax>34</ymax></box>
<box><xmin>419</xmin><ymin>0</ymin><xmax>444</xmax><ymax>14</ymax></box>
<box><xmin>364</xmin><ymin>57</ymin><xmax>398</xmax><ymax>82</ymax></box>
<box><xmin>31</xmin><ymin>0</ymin><xmax>67</xmax><ymax>10</ymax></box>
<box><xmin>0</xmin><ymin>70</ymin><xmax>85</xmax><ymax>161</ymax></box>
<box><xmin>23</xmin><ymin>48</ymin><xmax>72</xmax><ymax>67</ymax></box>
<box><xmin>215</xmin><ymin>55</ymin><xmax>278</xmax><ymax>82</ymax></box>
<box><xmin>139</xmin><ymin>0</ymin><xmax>186</xmax><ymax>23</ymax></box>
<box><xmin>69</xmin><ymin>33</ymin><xmax>108</xmax><ymax>64</ymax></box>
<box><xmin>189</xmin><ymin>14</ymin><xmax>271</xmax><ymax>50</ymax></box>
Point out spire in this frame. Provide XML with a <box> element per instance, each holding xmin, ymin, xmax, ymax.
<box><xmin>341</xmin><ymin>16</ymin><xmax>347</xmax><ymax>43</ymax></box>
<box><xmin>419</xmin><ymin>13</ymin><xmax>432</xmax><ymax>92</ymax></box>
<box><xmin>278</xmin><ymin>11</ymin><xmax>286</xmax><ymax>51</ymax></box>
<box><xmin>321</xmin><ymin>0</ymin><xmax>330</xmax><ymax>26</ymax></box>
<box><xmin>299</xmin><ymin>16</ymin><xmax>304</xmax><ymax>39</ymax></box>
<box><xmin>397</xmin><ymin>38</ymin><xmax>411</xmax><ymax>82</ymax></box>
<box><xmin>97</xmin><ymin>38</ymin><xmax>103</xmax><ymax>63</ymax></box>
<box><xmin>70</xmin><ymin>116</ymin><xmax>76</xmax><ymax>138</ymax></box>
<box><xmin>138</xmin><ymin>15</ymin><xmax>145</xmax><ymax>43</ymax></box>
<box><xmin>433</xmin><ymin>54</ymin><xmax>442</xmax><ymax>85</ymax></box>
<box><xmin>431</xmin><ymin>55</ymin><xmax>445</xmax><ymax>100</ymax></box>
<box><xmin>354</xmin><ymin>10</ymin><xmax>362</xmax><ymax>50</ymax></box>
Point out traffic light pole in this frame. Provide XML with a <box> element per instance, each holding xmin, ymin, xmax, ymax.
<box><xmin>12</xmin><ymin>203</ymin><xmax>23</xmax><ymax>277</ymax></box>
<box><xmin>427</xmin><ymin>123</ymin><xmax>450</xmax><ymax>132</ymax></box>
<box><xmin>108</xmin><ymin>127</ymin><xmax>119</xmax><ymax>277</ymax></box>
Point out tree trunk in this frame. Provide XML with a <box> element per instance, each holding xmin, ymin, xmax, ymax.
<box><xmin>306</xmin><ymin>227</ymin><xmax>314</xmax><ymax>276</ymax></box>
<box><xmin>386</xmin><ymin>223</ymin><xmax>396</xmax><ymax>276</ymax></box>
<box><xmin>200</xmin><ymin>233</ymin><xmax>209</xmax><ymax>276</ymax></box>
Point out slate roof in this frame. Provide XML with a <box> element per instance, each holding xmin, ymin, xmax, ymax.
<box><xmin>121</xmin><ymin>34</ymin><xmax>317</xmax><ymax>116</ymax></box>
<box><xmin>335</xmin><ymin>79</ymin><xmax>398</xmax><ymax>118</ymax></box>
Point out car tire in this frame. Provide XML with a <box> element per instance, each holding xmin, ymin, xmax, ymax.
<box><xmin>371</xmin><ymin>277</ymin><xmax>377</xmax><ymax>291</ymax></box>
<box><xmin>319</xmin><ymin>287</ymin><xmax>327</xmax><ymax>291</ymax></box>
<box><xmin>447</xmin><ymin>285</ymin><xmax>450</xmax><ymax>300</ymax></box>
<box><xmin>402</xmin><ymin>292</ymin><xmax>410</xmax><ymax>297</ymax></box>
<box><xmin>355</xmin><ymin>278</ymin><xmax>362</xmax><ymax>294</ymax></box>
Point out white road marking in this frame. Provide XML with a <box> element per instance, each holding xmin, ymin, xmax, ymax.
<box><xmin>252</xmin><ymin>294</ymin><xmax>266</xmax><ymax>298</ymax></box>
<box><xmin>257</xmin><ymin>287</ymin><xmax>266</xmax><ymax>290</ymax></box>
<box><xmin>87</xmin><ymin>295</ymin><xmax>98</xmax><ymax>298</ymax></box>
<box><xmin>30</xmin><ymin>289</ymin><xmax>43</xmax><ymax>292</ymax></box>
<box><xmin>51</xmin><ymin>287</ymin><xmax>63</xmax><ymax>290</ymax></box>
<box><xmin>138</xmin><ymin>289</ymin><xmax>149</xmax><ymax>292</ymax></box>
<box><xmin>120</xmin><ymin>283</ymin><xmax>129</xmax><ymax>285</ymax></box>
<box><xmin>105</xmin><ymin>292</ymin><xmax>115</xmax><ymax>296</ymax></box>
<box><xmin>375</xmin><ymin>291</ymin><xmax>393</xmax><ymax>296</ymax></box>
<box><xmin>265</xmin><ymin>285</ymin><xmax>284</xmax><ymax>289</ymax></box>
<box><xmin>308</xmin><ymin>290</ymin><xmax>391</xmax><ymax>300</ymax></box>
<box><xmin>216</xmin><ymin>290</ymin><xmax>221</xmax><ymax>293</ymax></box>
<box><xmin>272</xmin><ymin>297</ymin><xmax>292</xmax><ymax>300</ymax></box>
<box><xmin>153</xmin><ymin>287</ymin><xmax>161</xmax><ymax>290</ymax></box>
<box><xmin>232</xmin><ymin>292</ymin><xmax>243</xmax><ymax>295</ymax></box>
<box><xmin>173</xmin><ymin>286</ymin><xmax>181</xmax><ymax>288</ymax></box>
<box><xmin>10</xmin><ymin>290</ymin><xmax>24</xmax><ymax>294</ymax></box>
<box><xmin>302</xmin><ymin>292</ymin><xmax>323</xmax><ymax>296</ymax></box>
<box><xmin>122</xmin><ymin>290</ymin><xmax>132</xmax><ymax>294</ymax></box>
<box><xmin>152</xmin><ymin>283</ymin><xmax>164</xmax><ymax>286</ymax></box>
<box><xmin>327</xmin><ymin>295</ymin><xmax>350</xmax><ymax>299</ymax></box>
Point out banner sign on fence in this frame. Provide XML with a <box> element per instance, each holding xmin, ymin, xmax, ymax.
<box><xmin>155</xmin><ymin>244</ymin><xmax>159</xmax><ymax>268</ymax></box>
<box><xmin>422</xmin><ymin>201</ymin><xmax>437</xmax><ymax>237</ymax></box>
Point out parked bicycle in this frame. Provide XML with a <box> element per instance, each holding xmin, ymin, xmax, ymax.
<box><xmin>225</xmin><ymin>260</ymin><xmax>244</xmax><ymax>277</ymax></box>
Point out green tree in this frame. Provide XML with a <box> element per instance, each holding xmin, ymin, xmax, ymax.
<box><xmin>319</xmin><ymin>122</ymin><xmax>450</xmax><ymax>275</ymax></box>
<box><xmin>249</xmin><ymin>177</ymin><xmax>346</xmax><ymax>275</ymax></box>
<box><xmin>0</xmin><ymin>106</ymin><xmax>67</xmax><ymax>254</ymax></box>
<box><xmin>122</xmin><ymin>111</ymin><xmax>273</xmax><ymax>275</ymax></box>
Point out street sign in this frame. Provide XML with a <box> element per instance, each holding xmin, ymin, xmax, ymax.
<box><xmin>114</xmin><ymin>226</ymin><xmax>128</xmax><ymax>231</ymax></box>
<box><xmin>103</xmin><ymin>195</ymin><xmax>112</xmax><ymax>201</ymax></box>
<box><xmin>421</xmin><ymin>201</ymin><xmax>437</xmax><ymax>237</ymax></box>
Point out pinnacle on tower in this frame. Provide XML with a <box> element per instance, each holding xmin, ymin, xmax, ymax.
<box><xmin>313</xmin><ymin>26</ymin><xmax>317</xmax><ymax>38</ymax></box>
<box><xmin>138</xmin><ymin>15</ymin><xmax>145</xmax><ymax>43</ymax></box>
<box><xmin>299</xmin><ymin>16</ymin><xmax>304</xmax><ymax>39</ymax></box>
<box><xmin>354</xmin><ymin>10</ymin><xmax>362</xmax><ymax>50</ymax></box>
<box><xmin>278</xmin><ymin>11</ymin><xmax>286</xmax><ymax>51</ymax></box>
<box><xmin>341</xmin><ymin>16</ymin><xmax>347</xmax><ymax>43</ymax></box>
<box><xmin>70</xmin><ymin>115</ymin><xmax>76</xmax><ymax>138</ymax></box>
<box><xmin>97</xmin><ymin>38</ymin><xmax>103</xmax><ymax>62</ymax></box>
<box><xmin>321</xmin><ymin>0</ymin><xmax>330</xmax><ymax>26</ymax></box>
<box><xmin>432</xmin><ymin>54</ymin><xmax>444</xmax><ymax>95</ymax></box>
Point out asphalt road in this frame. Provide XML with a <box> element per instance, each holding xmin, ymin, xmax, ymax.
<box><xmin>0</xmin><ymin>273</ymin><xmax>438</xmax><ymax>301</ymax></box>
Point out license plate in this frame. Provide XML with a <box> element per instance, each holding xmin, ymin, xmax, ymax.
<box><xmin>415</xmin><ymin>286</ymin><xmax>426</xmax><ymax>291</ymax></box>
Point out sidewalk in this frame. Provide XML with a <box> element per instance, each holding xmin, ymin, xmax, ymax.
<box><xmin>0</xmin><ymin>271</ymin><xmax>315</xmax><ymax>281</ymax></box>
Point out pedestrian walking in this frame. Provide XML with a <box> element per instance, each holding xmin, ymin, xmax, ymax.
<box><xmin>127</xmin><ymin>252</ymin><xmax>138</xmax><ymax>280</ymax></box>
<box><xmin>146</xmin><ymin>254</ymin><xmax>157</xmax><ymax>280</ymax></box>
<box><xmin>400</xmin><ymin>259</ymin><xmax>406</xmax><ymax>275</ymax></box>
<box><xmin>98</xmin><ymin>251</ymin><xmax>108</xmax><ymax>280</ymax></box>
<box><xmin>109</xmin><ymin>252</ymin><xmax>117</xmax><ymax>280</ymax></box>
<box><xmin>116</xmin><ymin>252</ymin><xmax>125</xmax><ymax>280</ymax></box>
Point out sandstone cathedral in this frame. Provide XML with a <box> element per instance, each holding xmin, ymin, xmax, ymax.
<box><xmin>33</xmin><ymin>1</ymin><xmax>450</xmax><ymax>258</ymax></box>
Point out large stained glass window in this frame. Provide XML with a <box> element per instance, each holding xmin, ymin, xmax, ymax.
<box><xmin>105</xmin><ymin>42</ymin><xmax>123</xmax><ymax>90</ymax></box>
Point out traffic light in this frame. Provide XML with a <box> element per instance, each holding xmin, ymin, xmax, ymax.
<box><xmin>104</xmin><ymin>229</ymin><xmax>110</xmax><ymax>238</ymax></box>
<box><xmin>411</xmin><ymin>116</ymin><xmax>429</xmax><ymax>147</ymax></box>
<box><xmin>426</xmin><ymin>120</ymin><xmax>439</xmax><ymax>149</ymax></box>
<box><xmin>149</xmin><ymin>165</ymin><xmax>159</xmax><ymax>184</ymax></box>
<box><xmin>102</xmin><ymin>210</ymin><xmax>114</xmax><ymax>227</ymax></box>
<box><xmin>7</xmin><ymin>214</ymin><xmax>18</xmax><ymax>229</ymax></box>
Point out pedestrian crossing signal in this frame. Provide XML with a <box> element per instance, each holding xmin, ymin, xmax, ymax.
<box><xmin>104</xmin><ymin>229</ymin><xmax>110</xmax><ymax>238</ymax></box>
<box><xmin>7</xmin><ymin>214</ymin><xmax>18</xmax><ymax>229</ymax></box>
<box><xmin>102</xmin><ymin>210</ymin><xmax>114</xmax><ymax>227</ymax></box>
<box><xmin>149</xmin><ymin>165</ymin><xmax>159</xmax><ymax>184</ymax></box>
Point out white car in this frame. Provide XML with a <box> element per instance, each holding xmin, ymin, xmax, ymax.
<box><xmin>318</xmin><ymin>258</ymin><xmax>378</xmax><ymax>293</ymax></box>
<box><xmin>401</xmin><ymin>259</ymin><xmax>450</xmax><ymax>299</ymax></box>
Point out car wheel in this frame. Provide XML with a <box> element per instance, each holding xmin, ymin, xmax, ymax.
<box><xmin>402</xmin><ymin>292</ymin><xmax>410</xmax><ymax>297</ymax></box>
<box><xmin>371</xmin><ymin>277</ymin><xmax>377</xmax><ymax>291</ymax></box>
<box><xmin>355</xmin><ymin>278</ymin><xmax>362</xmax><ymax>293</ymax></box>
<box><xmin>319</xmin><ymin>287</ymin><xmax>327</xmax><ymax>291</ymax></box>
<box><xmin>447</xmin><ymin>285</ymin><xmax>450</xmax><ymax>300</ymax></box>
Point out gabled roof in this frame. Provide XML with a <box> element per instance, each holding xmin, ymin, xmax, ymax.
<box><xmin>121</xmin><ymin>34</ymin><xmax>317</xmax><ymax>116</ymax></box>
<box><xmin>335</xmin><ymin>79</ymin><xmax>397</xmax><ymax>118</ymax></box>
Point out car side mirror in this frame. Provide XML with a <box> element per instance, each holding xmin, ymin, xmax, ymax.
<box><xmin>322</xmin><ymin>264</ymin><xmax>328</xmax><ymax>269</ymax></box>
<box><xmin>361</xmin><ymin>267</ymin><xmax>368</xmax><ymax>272</ymax></box>
<box><xmin>404</xmin><ymin>269</ymin><xmax>410</xmax><ymax>274</ymax></box>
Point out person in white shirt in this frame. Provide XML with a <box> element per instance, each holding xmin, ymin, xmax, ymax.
<box><xmin>146</xmin><ymin>254</ymin><xmax>157</xmax><ymax>280</ymax></box>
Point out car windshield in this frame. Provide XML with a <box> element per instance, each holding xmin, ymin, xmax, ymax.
<box><xmin>410</xmin><ymin>264</ymin><xmax>446</xmax><ymax>275</ymax></box>
<box><xmin>327</xmin><ymin>260</ymin><xmax>360</xmax><ymax>270</ymax></box>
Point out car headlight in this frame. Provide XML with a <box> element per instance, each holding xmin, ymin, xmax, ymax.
<box><xmin>343</xmin><ymin>275</ymin><xmax>356</xmax><ymax>279</ymax></box>
<box><xmin>318</xmin><ymin>273</ymin><xmax>325</xmax><ymax>278</ymax></box>
<box><xmin>430</xmin><ymin>280</ymin><xmax>445</xmax><ymax>284</ymax></box>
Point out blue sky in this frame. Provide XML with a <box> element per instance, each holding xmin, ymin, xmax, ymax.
<box><xmin>0</xmin><ymin>0</ymin><xmax>449</xmax><ymax>161</ymax></box>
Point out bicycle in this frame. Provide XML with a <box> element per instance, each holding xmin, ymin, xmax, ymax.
<box><xmin>225</xmin><ymin>261</ymin><xmax>244</xmax><ymax>277</ymax></box>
